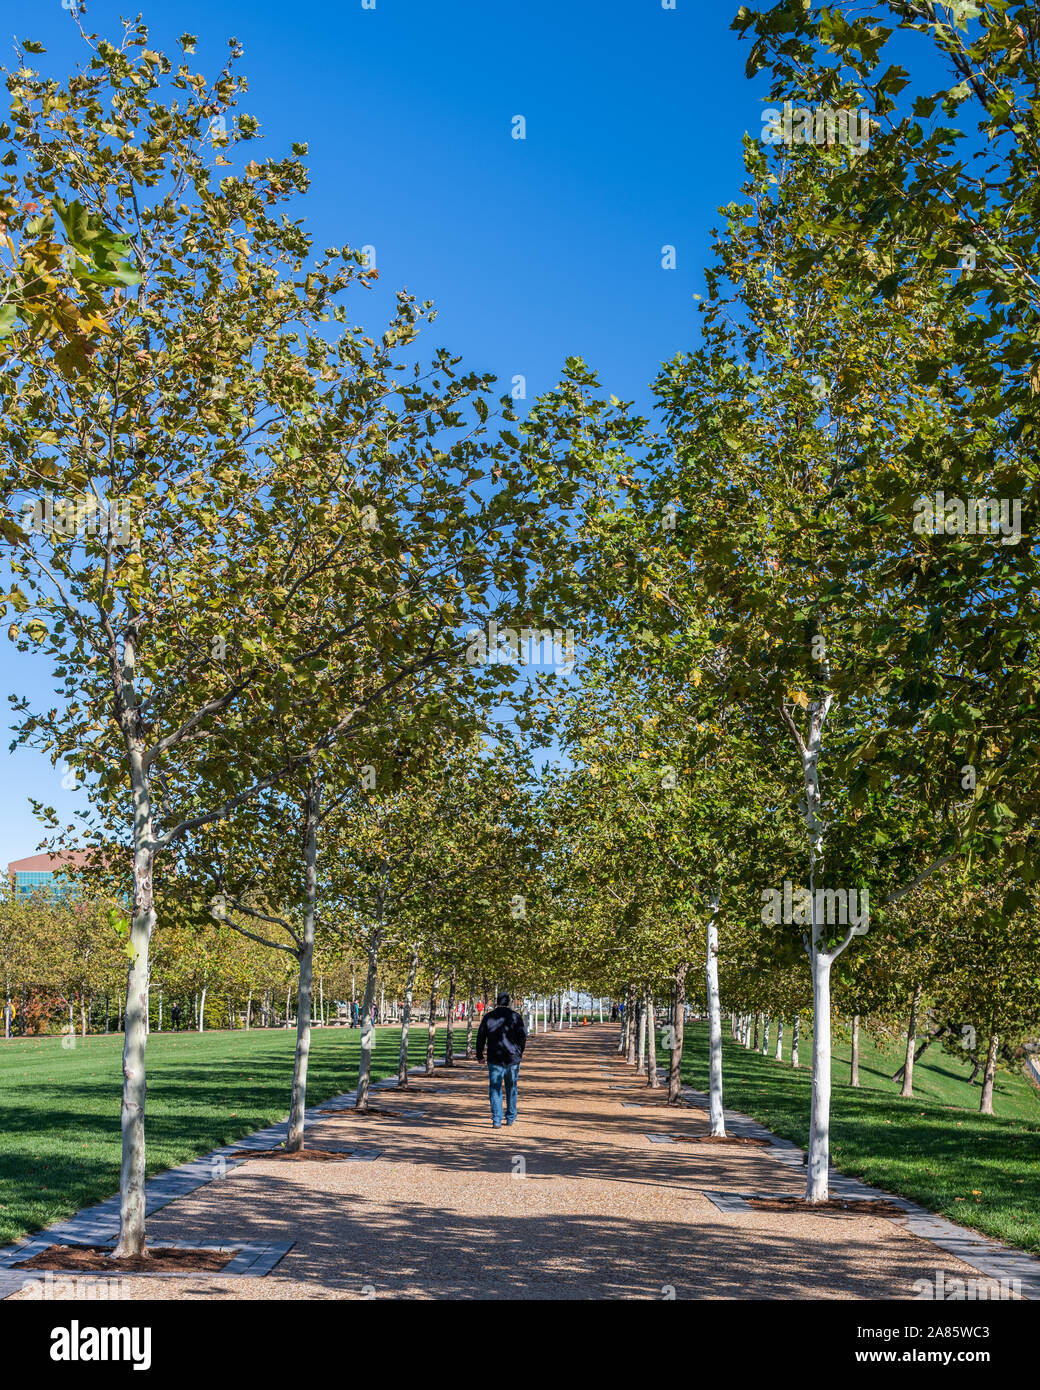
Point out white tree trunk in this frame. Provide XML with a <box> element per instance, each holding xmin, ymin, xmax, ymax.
<box><xmin>355</xmin><ymin>920</ymin><xmax>382</xmax><ymax>1110</ymax></box>
<box><xmin>444</xmin><ymin>967</ymin><xmax>457</xmax><ymax>1066</ymax></box>
<box><xmin>465</xmin><ymin>979</ymin><xmax>476</xmax><ymax>1057</ymax></box>
<box><xmin>425</xmin><ymin>971</ymin><xmax>438</xmax><ymax>1074</ymax></box>
<box><xmin>398</xmin><ymin>951</ymin><xmax>418</xmax><ymax>1085</ymax></box>
<box><xmin>850</xmin><ymin>1013</ymin><xmax>860</xmax><ymax>1086</ymax></box>
<box><xmin>668</xmin><ymin>964</ymin><xmax>687</xmax><ymax>1104</ymax></box>
<box><xmin>806</xmin><ymin>948</ymin><xmax>833</xmax><ymax>1201</ymax></box>
<box><xmin>980</xmin><ymin>1031</ymin><xmax>999</xmax><ymax>1115</ymax></box>
<box><xmin>705</xmin><ymin>899</ymin><xmax>726</xmax><ymax>1136</ymax></box>
<box><xmin>762</xmin><ymin>1014</ymin><xmax>770</xmax><ymax>1056</ymax></box>
<box><xmin>901</xmin><ymin>986</ymin><xmax>921</xmax><ymax>1098</ymax></box>
<box><xmin>286</xmin><ymin>780</ymin><xmax>320</xmax><ymax>1152</ymax></box>
<box><xmin>775</xmin><ymin>1017</ymin><xmax>783</xmax><ymax>1061</ymax></box>
<box><xmin>792</xmin><ymin>1014</ymin><xmax>800</xmax><ymax>1068</ymax></box>
<box><xmin>198</xmin><ymin>985</ymin><xmax>207</xmax><ymax>1032</ymax></box>
<box><xmin>113</xmin><ymin>750</ymin><xmax>156</xmax><ymax>1260</ymax></box>
<box><xmin>646</xmin><ymin>989</ymin><xmax>659</xmax><ymax>1088</ymax></box>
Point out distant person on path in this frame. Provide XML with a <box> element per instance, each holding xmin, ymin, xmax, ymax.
<box><xmin>476</xmin><ymin>992</ymin><xmax>527</xmax><ymax>1128</ymax></box>
<box><xmin>171</xmin><ymin>1003</ymin><xmax>181</xmax><ymax>1031</ymax></box>
<box><xmin>351</xmin><ymin>1001</ymin><xmax>359</xmax><ymax>1028</ymax></box>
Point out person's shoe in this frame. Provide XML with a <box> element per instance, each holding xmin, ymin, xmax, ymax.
<box><xmin>506</xmin><ymin>1119</ymin><xmax>515</xmax><ymax>1125</ymax></box>
<box><xmin>492</xmin><ymin>1122</ymin><xmax>502</xmax><ymax>1128</ymax></box>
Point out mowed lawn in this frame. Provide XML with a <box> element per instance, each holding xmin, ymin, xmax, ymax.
<box><xmin>678</xmin><ymin>1021</ymin><xmax>1040</xmax><ymax>1254</ymax></box>
<box><xmin>0</xmin><ymin>1025</ymin><xmax>468</xmax><ymax>1247</ymax></box>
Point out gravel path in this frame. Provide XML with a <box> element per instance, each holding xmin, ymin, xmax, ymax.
<box><xmin>10</xmin><ymin>1024</ymin><xmax>988</xmax><ymax>1300</ymax></box>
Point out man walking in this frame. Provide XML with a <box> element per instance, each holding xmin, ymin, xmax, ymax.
<box><xmin>476</xmin><ymin>991</ymin><xmax>527</xmax><ymax>1128</ymax></box>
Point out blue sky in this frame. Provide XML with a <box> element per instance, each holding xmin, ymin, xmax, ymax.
<box><xmin>1</xmin><ymin>0</ymin><xmax>777</xmax><ymax>865</ymax></box>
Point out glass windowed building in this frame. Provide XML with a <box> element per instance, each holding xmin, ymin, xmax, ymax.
<box><xmin>7</xmin><ymin>852</ymin><xmax>89</xmax><ymax>903</ymax></box>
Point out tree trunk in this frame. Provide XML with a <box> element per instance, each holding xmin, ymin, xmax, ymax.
<box><xmin>668</xmin><ymin>963</ymin><xmax>687</xmax><ymax>1104</ymax></box>
<box><xmin>199</xmin><ymin>985</ymin><xmax>207</xmax><ymax>1033</ymax></box>
<box><xmin>792</xmin><ymin>1013</ymin><xmax>800</xmax><ymax>1067</ymax></box>
<box><xmin>646</xmin><ymin>988</ymin><xmax>659</xmax><ymax>1088</ymax></box>
<box><xmin>980</xmin><ymin>1031</ymin><xmax>999</xmax><ymax>1115</ymax></box>
<box><xmin>113</xmin><ymin>759</ymin><xmax>157</xmax><ymax>1261</ymax></box>
<box><xmin>636</xmin><ymin>997</ymin><xmax>646</xmax><ymax>1072</ymax></box>
<box><xmin>286</xmin><ymin>779</ymin><xmax>320</xmax><ymax>1153</ymax></box>
<box><xmin>900</xmin><ymin>984</ymin><xmax>922</xmax><ymax>1099</ymax></box>
<box><xmin>753</xmin><ymin>1012</ymin><xmax>760</xmax><ymax>1051</ymax></box>
<box><xmin>850</xmin><ymin>1013</ymin><xmax>860</xmax><ymax>1087</ymax></box>
<box><xmin>398</xmin><ymin>951</ymin><xmax>419</xmax><ymax>1085</ymax></box>
<box><xmin>245</xmin><ymin>991</ymin><xmax>251</xmax><ymax>1031</ymax></box>
<box><xmin>355</xmin><ymin>919</ymin><xmax>383</xmax><ymax>1111</ymax></box>
<box><xmin>806</xmin><ymin>948</ymin><xmax>834</xmax><ymax>1202</ymax></box>
<box><xmin>444</xmin><ymin>967</ymin><xmax>457</xmax><ymax>1066</ymax></box>
<box><xmin>762</xmin><ymin>1015</ymin><xmax>770</xmax><ymax>1056</ymax></box>
<box><xmin>893</xmin><ymin>1035</ymin><xmax>933</xmax><ymax>1084</ymax></box>
<box><xmin>465</xmin><ymin>978</ymin><xmax>475</xmax><ymax>1058</ymax></box>
<box><xmin>625</xmin><ymin>985</ymin><xmax>637</xmax><ymax>1064</ymax></box>
<box><xmin>425</xmin><ymin>971</ymin><xmax>438</xmax><ymax>1075</ymax></box>
<box><xmin>705</xmin><ymin>900</ymin><xmax>726</xmax><ymax>1136</ymax></box>
<box><xmin>774</xmin><ymin>1017</ymin><xmax>783</xmax><ymax>1060</ymax></box>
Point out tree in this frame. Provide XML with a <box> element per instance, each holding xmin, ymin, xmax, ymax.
<box><xmin>0</xmin><ymin>23</ymin><xmax>588</xmax><ymax>1256</ymax></box>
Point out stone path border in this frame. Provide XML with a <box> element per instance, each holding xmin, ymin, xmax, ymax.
<box><xmin>0</xmin><ymin>1061</ymin><xmax>441</xmax><ymax>1298</ymax></box>
<box><xmin>680</xmin><ymin>1084</ymin><xmax>1040</xmax><ymax>1300</ymax></box>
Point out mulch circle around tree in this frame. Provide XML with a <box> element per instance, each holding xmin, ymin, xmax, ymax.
<box><xmin>671</xmin><ymin>1134</ymin><xmax>772</xmax><ymax>1146</ymax></box>
<box><xmin>745</xmin><ymin>1196</ymin><xmax>907</xmax><ymax>1216</ymax></box>
<box><xmin>14</xmin><ymin>1245</ymin><xmax>236</xmax><ymax>1274</ymax></box>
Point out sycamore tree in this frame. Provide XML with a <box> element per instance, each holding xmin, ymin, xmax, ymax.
<box><xmin>735</xmin><ymin>0</ymin><xmax>1040</xmax><ymax>887</ymax></box>
<box><xmin>0</xmin><ymin>22</ymin><xmax>591</xmax><ymax>1258</ymax></box>
<box><xmin>634</xmin><ymin>130</ymin><xmax>1001</xmax><ymax>1197</ymax></box>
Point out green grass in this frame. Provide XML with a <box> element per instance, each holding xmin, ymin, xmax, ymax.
<box><xmin>0</xmin><ymin>1024</ymin><xmax>468</xmax><ymax>1247</ymax></box>
<box><xmin>677</xmin><ymin>1021</ymin><xmax>1040</xmax><ymax>1254</ymax></box>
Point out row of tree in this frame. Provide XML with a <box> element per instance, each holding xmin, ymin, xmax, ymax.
<box><xmin>2</xmin><ymin>3</ymin><xmax>1038</xmax><ymax>1259</ymax></box>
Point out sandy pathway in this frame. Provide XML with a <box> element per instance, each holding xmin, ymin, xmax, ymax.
<box><xmin>9</xmin><ymin>1024</ymin><xmax>988</xmax><ymax>1300</ymax></box>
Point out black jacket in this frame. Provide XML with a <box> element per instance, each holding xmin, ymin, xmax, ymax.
<box><xmin>476</xmin><ymin>1007</ymin><xmax>527</xmax><ymax>1066</ymax></box>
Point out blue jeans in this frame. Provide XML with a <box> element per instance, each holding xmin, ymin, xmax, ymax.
<box><xmin>488</xmin><ymin>1063</ymin><xmax>520</xmax><ymax>1125</ymax></box>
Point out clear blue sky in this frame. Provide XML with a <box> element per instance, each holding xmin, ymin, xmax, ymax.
<box><xmin>0</xmin><ymin>0</ymin><xmax>774</xmax><ymax>865</ymax></box>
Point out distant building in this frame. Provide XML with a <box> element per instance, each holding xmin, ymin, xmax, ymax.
<box><xmin>7</xmin><ymin>851</ymin><xmax>90</xmax><ymax>903</ymax></box>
